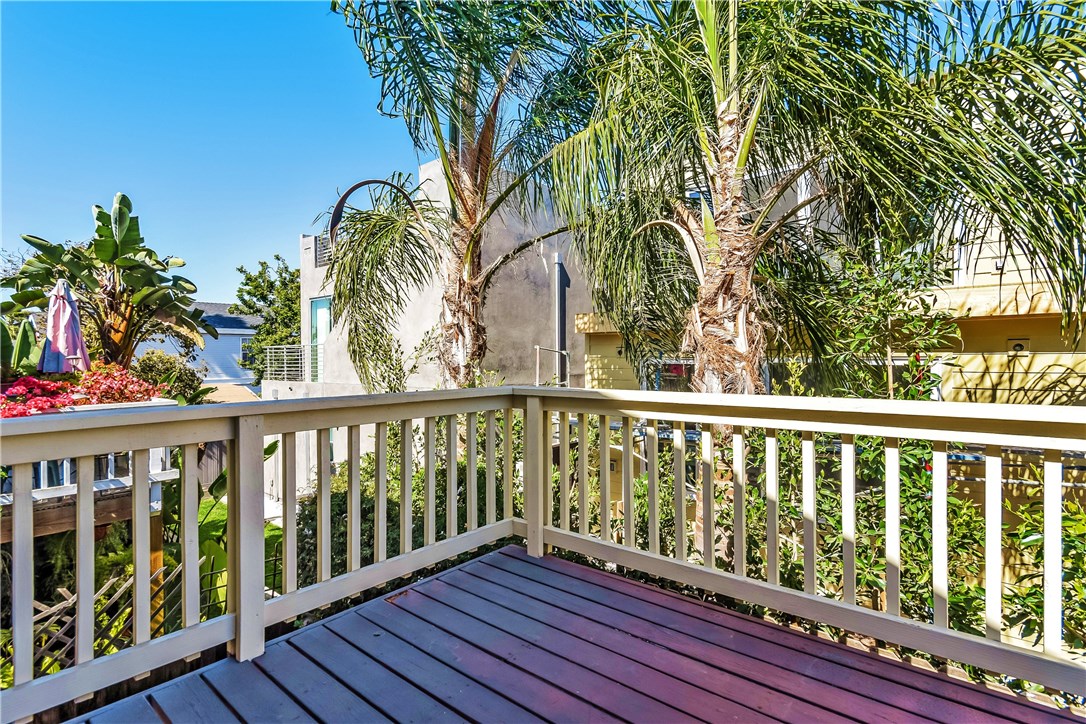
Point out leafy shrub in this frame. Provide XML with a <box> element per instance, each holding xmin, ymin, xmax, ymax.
<box><xmin>76</xmin><ymin>362</ymin><xmax>164</xmax><ymax>404</ymax></box>
<box><xmin>295</xmin><ymin>414</ymin><xmax>520</xmax><ymax>594</ymax></box>
<box><xmin>131</xmin><ymin>350</ymin><xmax>206</xmax><ymax>402</ymax></box>
<box><xmin>1005</xmin><ymin>498</ymin><xmax>1086</xmax><ymax>654</ymax></box>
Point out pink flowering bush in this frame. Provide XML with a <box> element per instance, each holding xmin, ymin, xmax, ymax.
<box><xmin>1</xmin><ymin>376</ymin><xmax>77</xmax><ymax>418</ymax></box>
<box><xmin>1</xmin><ymin>364</ymin><xmax>165</xmax><ymax>417</ymax></box>
<box><xmin>74</xmin><ymin>362</ymin><xmax>165</xmax><ymax>405</ymax></box>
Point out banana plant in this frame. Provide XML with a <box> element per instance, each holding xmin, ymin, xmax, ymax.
<box><xmin>0</xmin><ymin>319</ymin><xmax>42</xmax><ymax>378</ymax></box>
<box><xmin>1</xmin><ymin>194</ymin><xmax>217</xmax><ymax>367</ymax></box>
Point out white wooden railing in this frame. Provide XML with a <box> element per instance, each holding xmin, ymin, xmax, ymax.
<box><xmin>1</xmin><ymin>387</ymin><xmax>1083</xmax><ymax>721</ymax></box>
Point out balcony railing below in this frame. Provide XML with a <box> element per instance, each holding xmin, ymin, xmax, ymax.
<box><xmin>0</xmin><ymin>388</ymin><xmax>1083</xmax><ymax>721</ymax></box>
<box><xmin>314</xmin><ymin>232</ymin><xmax>332</xmax><ymax>268</ymax></box>
<box><xmin>263</xmin><ymin>343</ymin><xmax>324</xmax><ymax>382</ymax></box>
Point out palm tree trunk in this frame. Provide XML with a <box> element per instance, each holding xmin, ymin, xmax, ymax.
<box><xmin>688</xmin><ymin>254</ymin><xmax>766</xmax><ymax>395</ymax></box>
<box><xmin>438</xmin><ymin>224</ymin><xmax>486</xmax><ymax>387</ymax></box>
<box><xmin>688</xmin><ymin>98</ymin><xmax>766</xmax><ymax>395</ymax></box>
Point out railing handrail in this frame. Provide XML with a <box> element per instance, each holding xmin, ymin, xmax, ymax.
<box><xmin>519</xmin><ymin>388</ymin><xmax>1086</xmax><ymax>450</ymax></box>
<box><xmin>517</xmin><ymin>385</ymin><xmax>1086</xmax><ymax>425</ymax></box>
<box><xmin>3</xmin><ymin>385</ymin><xmax>1082</xmax><ymax>436</ymax></box>
<box><xmin>0</xmin><ymin>387</ymin><xmax>514</xmax><ymax>438</ymax></box>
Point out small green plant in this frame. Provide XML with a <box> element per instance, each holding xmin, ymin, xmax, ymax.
<box><xmin>1005</xmin><ymin>497</ymin><xmax>1086</xmax><ymax>655</ymax></box>
<box><xmin>0</xmin><ymin>319</ymin><xmax>42</xmax><ymax>379</ymax></box>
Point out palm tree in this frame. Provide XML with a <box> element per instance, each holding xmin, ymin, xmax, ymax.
<box><xmin>328</xmin><ymin>0</ymin><xmax>593</xmax><ymax>388</ymax></box>
<box><xmin>552</xmin><ymin>0</ymin><xmax>1086</xmax><ymax>394</ymax></box>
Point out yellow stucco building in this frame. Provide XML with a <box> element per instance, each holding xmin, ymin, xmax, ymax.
<box><xmin>932</xmin><ymin>241</ymin><xmax>1085</xmax><ymax>404</ymax></box>
<box><xmin>575</xmin><ymin>243</ymin><xmax>1086</xmax><ymax>405</ymax></box>
<box><xmin>575</xmin><ymin>313</ymin><xmax>641</xmax><ymax>390</ymax></box>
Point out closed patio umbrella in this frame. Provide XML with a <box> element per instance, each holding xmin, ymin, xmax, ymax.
<box><xmin>38</xmin><ymin>279</ymin><xmax>91</xmax><ymax>373</ymax></box>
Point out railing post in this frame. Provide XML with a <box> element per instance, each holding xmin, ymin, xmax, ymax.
<box><xmin>229</xmin><ymin>414</ymin><xmax>266</xmax><ymax>661</ymax></box>
<box><xmin>525</xmin><ymin>395</ymin><xmax>546</xmax><ymax>557</ymax></box>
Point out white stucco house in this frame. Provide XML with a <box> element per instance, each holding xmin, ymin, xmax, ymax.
<box><xmin>259</xmin><ymin>159</ymin><xmax>595</xmax><ymax>498</ymax></box>
<box><xmin>262</xmin><ymin>159</ymin><xmax>593</xmax><ymax>399</ymax></box>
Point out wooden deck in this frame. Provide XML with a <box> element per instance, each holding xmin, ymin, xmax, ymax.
<box><xmin>79</xmin><ymin>546</ymin><xmax>1074</xmax><ymax>723</ymax></box>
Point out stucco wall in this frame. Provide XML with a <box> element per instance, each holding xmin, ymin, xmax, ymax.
<box><xmin>294</xmin><ymin>159</ymin><xmax>592</xmax><ymax>392</ymax></box>
<box><xmin>417</xmin><ymin>159</ymin><xmax>593</xmax><ymax>387</ymax></box>
<box><xmin>941</xmin><ymin>316</ymin><xmax>1086</xmax><ymax>405</ymax></box>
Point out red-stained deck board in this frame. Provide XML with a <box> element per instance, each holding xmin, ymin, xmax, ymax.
<box><xmin>75</xmin><ymin>545</ymin><xmax>1075</xmax><ymax>723</ymax></box>
<box><xmin>424</xmin><ymin>573</ymin><xmax>832</xmax><ymax>723</ymax></box>
<box><xmin>439</xmin><ymin>565</ymin><xmax>896</xmax><ymax>722</ymax></box>
<box><xmin>286</xmin><ymin>626</ymin><xmax>467</xmax><ymax>723</ymax></box>
<box><xmin>501</xmin><ymin>546</ymin><xmax>1077</xmax><ymax>724</ymax></box>
<box><xmin>387</xmin><ymin>584</ymin><xmax>697</xmax><ymax>723</ymax></box>
<box><xmin>253</xmin><ymin>641</ymin><xmax>391</xmax><ymax>723</ymax></box>
<box><xmin>323</xmin><ymin>608</ymin><xmax>543</xmax><ymax>723</ymax></box>
<box><xmin>481</xmin><ymin>552</ymin><xmax>989</xmax><ymax>723</ymax></box>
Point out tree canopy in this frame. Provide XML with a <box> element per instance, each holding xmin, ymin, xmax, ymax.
<box><xmin>230</xmin><ymin>255</ymin><xmax>301</xmax><ymax>384</ymax></box>
<box><xmin>551</xmin><ymin>0</ymin><xmax>1086</xmax><ymax>393</ymax></box>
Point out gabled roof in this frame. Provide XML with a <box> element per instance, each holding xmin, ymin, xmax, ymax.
<box><xmin>195</xmin><ymin>302</ymin><xmax>263</xmax><ymax>331</ymax></box>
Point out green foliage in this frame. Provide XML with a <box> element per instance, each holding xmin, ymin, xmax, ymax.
<box><xmin>295</xmin><ymin>410</ymin><xmax>523</xmax><ymax>593</ymax></box>
<box><xmin>1</xmin><ymin>194</ymin><xmax>218</xmax><ymax>367</ymax></box>
<box><xmin>230</xmin><ymin>255</ymin><xmax>300</xmax><ymax>384</ymax></box>
<box><xmin>0</xmin><ymin>319</ymin><xmax>42</xmax><ymax>379</ymax></box>
<box><xmin>130</xmin><ymin>349</ymin><xmax>207</xmax><ymax>402</ymax></box>
<box><xmin>819</xmin><ymin>252</ymin><xmax>961</xmax><ymax>399</ymax></box>
<box><xmin>1005</xmin><ymin>498</ymin><xmax>1086</xmax><ymax>653</ymax></box>
<box><xmin>325</xmin><ymin>175</ymin><xmax>446</xmax><ymax>391</ymax></box>
<box><xmin>552</xmin><ymin>0</ymin><xmax>1086</xmax><ymax>382</ymax></box>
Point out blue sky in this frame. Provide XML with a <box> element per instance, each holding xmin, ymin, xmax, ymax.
<box><xmin>2</xmin><ymin>0</ymin><xmax>419</xmax><ymax>302</ymax></box>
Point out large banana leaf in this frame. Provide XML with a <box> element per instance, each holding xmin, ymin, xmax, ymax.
<box><xmin>2</xmin><ymin>194</ymin><xmax>218</xmax><ymax>365</ymax></box>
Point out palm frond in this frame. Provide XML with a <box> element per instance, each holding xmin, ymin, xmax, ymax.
<box><xmin>326</xmin><ymin>173</ymin><xmax>447</xmax><ymax>390</ymax></box>
<box><xmin>555</xmin><ymin>0</ymin><xmax>1086</xmax><ymax>381</ymax></box>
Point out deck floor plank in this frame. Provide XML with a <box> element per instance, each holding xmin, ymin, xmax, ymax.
<box><xmin>477</xmin><ymin>554</ymin><xmax>953</xmax><ymax>722</ymax></box>
<box><xmin>85</xmin><ymin>691</ymin><xmax>162</xmax><ymax>723</ymax></box>
<box><xmin>146</xmin><ymin>673</ymin><xmax>240</xmax><ymax>723</ymax></box>
<box><xmin>76</xmin><ymin>545</ymin><xmax>1073</xmax><ymax>724</ymax></box>
<box><xmin>502</xmin><ymin>547</ymin><xmax>1073</xmax><ymax>723</ymax></box>
<box><xmin>357</xmin><ymin>600</ymin><xmax>617</xmax><ymax>723</ymax></box>
<box><xmin>391</xmin><ymin>581</ymin><xmax>700</xmax><ymax>723</ymax></box>
<box><xmin>447</xmin><ymin>564</ymin><xmax>890</xmax><ymax>723</ymax></box>
<box><xmin>253</xmin><ymin>640</ymin><xmax>391</xmax><ymax>723</ymax></box>
<box><xmin>323</xmin><ymin>607</ymin><xmax>545</xmax><ymax>723</ymax></box>
<box><xmin>416</xmin><ymin>576</ymin><xmax>784</xmax><ymax>723</ymax></box>
<box><xmin>201</xmin><ymin>659</ymin><xmax>314</xmax><ymax>722</ymax></box>
<box><xmin>287</xmin><ymin>626</ymin><xmax>468</xmax><ymax>724</ymax></box>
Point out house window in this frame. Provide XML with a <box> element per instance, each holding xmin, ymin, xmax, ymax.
<box><xmin>239</xmin><ymin>336</ymin><xmax>255</xmax><ymax>364</ymax></box>
<box><xmin>310</xmin><ymin>298</ymin><xmax>331</xmax><ymax>382</ymax></box>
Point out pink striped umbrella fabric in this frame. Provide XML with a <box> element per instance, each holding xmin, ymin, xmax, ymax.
<box><xmin>38</xmin><ymin>279</ymin><xmax>91</xmax><ymax>373</ymax></box>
